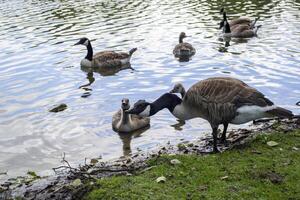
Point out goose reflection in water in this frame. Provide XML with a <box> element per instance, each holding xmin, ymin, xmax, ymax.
<box><xmin>117</xmin><ymin>126</ymin><xmax>150</xmax><ymax>157</ymax></box>
<box><xmin>78</xmin><ymin>64</ymin><xmax>134</xmax><ymax>97</ymax></box>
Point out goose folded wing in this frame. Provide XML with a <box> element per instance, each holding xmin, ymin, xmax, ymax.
<box><xmin>94</xmin><ymin>51</ymin><xmax>129</xmax><ymax>61</ymax></box>
<box><xmin>184</xmin><ymin>77</ymin><xmax>273</xmax><ymax>108</ymax></box>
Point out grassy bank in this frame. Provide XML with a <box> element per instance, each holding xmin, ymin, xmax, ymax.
<box><xmin>85</xmin><ymin>130</ymin><xmax>300</xmax><ymax>200</ymax></box>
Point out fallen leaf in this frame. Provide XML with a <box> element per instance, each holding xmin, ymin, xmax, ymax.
<box><xmin>292</xmin><ymin>147</ymin><xmax>299</xmax><ymax>151</ymax></box>
<box><xmin>90</xmin><ymin>158</ymin><xmax>98</xmax><ymax>165</ymax></box>
<box><xmin>170</xmin><ymin>159</ymin><xmax>181</xmax><ymax>165</ymax></box>
<box><xmin>220</xmin><ymin>176</ymin><xmax>229</xmax><ymax>180</ymax></box>
<box><xmin>267</xmin><ymin>141</ymin><xmax>279</xmax><ymax>147</ymax></box>
<box><xmin>156</xmin><ymin>176</ymin><xmax>166</xmax><ymax>183</ymax></box>
<box><xmin>70</xmin><ymin>179</ymin><xmax>82</xmax><ymax>187</ymax></box>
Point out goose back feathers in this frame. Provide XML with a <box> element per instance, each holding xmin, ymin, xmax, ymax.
<box><xmin>221</xmin><ymin>12</ymin><xmax>261</xmax><ymax>38</ymax></box>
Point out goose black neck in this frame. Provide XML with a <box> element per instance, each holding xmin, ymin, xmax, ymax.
<box><xmin>179</xmin><ymin>36</ymin><xmax>184</xmax><ymax>43</ymax></box>
<box><xmin>149</xmin><ymin>93</ymin><xmax>182</xmax><ymax>116</ymax></box>
<box><xmin>223</xmin><ymin>12</ymin><xmax>231</xmax><ymax>33</ymax></box>
<box><xmin>224</xmin><ymin>20</ymin><xmax>231</xmax><ymax>33</ymax></box>
<box><xmin>85</xmin><ymin>42</ymin><xmax>93</xmax><ymax>61</ymax></box>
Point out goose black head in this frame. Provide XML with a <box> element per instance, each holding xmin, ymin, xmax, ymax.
<box><xmin>220</xmin><ymin>7</ymin><xmax>225</xmax><ymax>14</ymax></box>
<box><xmin>169</xmin><ymin>83</ymin><xmax>184</xmax><ymax>94</ymax></box>
<box><xmin>75</xmin><ymin>37</ymin><xmax>90</xmax><ymax>46</ymax></box>
<box><xmin>121</xmin><ymin>98</ymin><xmax>130</xmax><ymax>111</ymax></box>
<box><xmin>179</xmin><ymin>32</ymin><xmax>189</xmax><ymax>43</ymax></box>
<box><xmin>126</xmin><ymin>100</ymin><xmax>151</xmax><ymax>117</ymax></box>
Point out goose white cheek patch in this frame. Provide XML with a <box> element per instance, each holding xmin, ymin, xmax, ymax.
<box><xmin>83</xmin><ymin>40</ymin><xmax>89</xmax><ymax>46</ymax></box>
<box><xmin>139</xmin><ymin>105</ymin><xmax>150</xmax><ymax>117</ymax></box>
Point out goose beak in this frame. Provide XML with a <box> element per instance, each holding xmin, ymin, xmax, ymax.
<box><xmin>125</xmin><ymin>108</ymin><xmax>136</xmax><ymax>114</ymax></box>
<box><xmin>74</xmin><ymin>41</ymin><xmax>80</xmax><ymax>46</ymax></box>
<box><xmin>169</xmin><ymin>89</ymin><xmax>175</xmax><ymax>93</ymax></box>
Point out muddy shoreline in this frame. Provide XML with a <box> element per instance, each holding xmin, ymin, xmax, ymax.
<box><xmin>1</xmin><ymin>118</ymin><xmax>300</xmax><ymax>200</ymax></box>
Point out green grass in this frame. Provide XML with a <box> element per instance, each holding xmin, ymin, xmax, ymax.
<box><xmin>85</xmin><ymin>130</ymin><xmax>300</xmax><ymax>200</ymax></box>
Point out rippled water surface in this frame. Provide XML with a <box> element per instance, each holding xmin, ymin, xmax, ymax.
<box><xmin>0</xmin><ymin>0</ymin><xmax>300</xmax><ymax>180</ymax></box>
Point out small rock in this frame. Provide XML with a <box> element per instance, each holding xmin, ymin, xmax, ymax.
<box><xmin>49</xmin><ymin>104</ymin><xmax>67</xmax><ymax>112</ymax></box>
<box><xmin>170</xmin><ymin>159</ymin><xmax>181</xmax><ymax>165</ymax></box>
<box><xmin>156</xmin><ymin>176</ymin><xmax>166</xmax><ymax>183</ymax></box>
<box><xmin>267</xmin><ymin>141</ymin><xmax>279</xmax><ymax>147</ymax></box>
<box><xmin>70</xmin><ymin>179</ymin><xmax>82</xmax><ymax>187</ymax></box>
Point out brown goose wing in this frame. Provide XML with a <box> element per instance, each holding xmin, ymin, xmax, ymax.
<box><xmin>94</xmin><ymin>51</ymin><xmax>129</xmax><ymax>61</ymax></box>
<box><xmin>229</xmin><ymin>17</ymin><xmax>251</xmax><ymax>26</ymax></box>
<box><xmin>184</xmin><ymin>77</ymin><xmax>273</xmax><ymax>108</ymax></box>
<box><xmin>231</xmin><ymin>24</ymin><xmax>251</xmax><ymax>33</ymax></box>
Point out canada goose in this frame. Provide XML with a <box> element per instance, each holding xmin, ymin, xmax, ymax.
<box><xmin>173</xmin><ymin>32</ymin><xmax>196</xmax><ymax>59</ymax></box>
<box><xmin>112</xmin><ymin>98</ymin><xmax>150</xmax><ymax>133</ymax></box>
<box><xmin>126</xmin><ymin>77</ymin><xmax>293</xmax><ymax>152</ymax></box>
<box><xmin>75</xmin><ymin>37</ymin><xmax>137</xmax><ymax>68</ymax></box>
<box><xmin>222</xmin><ymin>13</ymin><xmax>261</xmax><ymax>38</ymax></box>
<box><xmin>219</xmin><ymin>8</ymin><xmax>259</xmax><ymax>30</ymax></box>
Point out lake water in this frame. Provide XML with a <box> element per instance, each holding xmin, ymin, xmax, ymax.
<box><xmin>0</xmin><ymin>0</ymin><xmax>299</xmax><ymax>180</ymax></box>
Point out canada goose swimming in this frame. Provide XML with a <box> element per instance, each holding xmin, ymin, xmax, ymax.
<box><xmin>112</xmin><ymin>98</ymin><xmax>150</xmax><ymax>133</ymax></box>
<box><xmin>219</xmin><ymin>8</ymin><xmax>259</xmax><ymax>30</ymax></box>
<box><xmin>75</xmin><ymin>37</ymin><xmax>137</xmax><ymax>68</ymax></box>
<box><xmin>126</xmin><ymin>77</ymin><xmax>293</xmax><ymax>152</ymax></box>
<box><xmin>173</xmin><ymin>32</ymin><xmax>196</xmax><ymax>59</ymax></box>
<box><xmin>222</xmin><ymin>12</ymin><xmax>261</xmax><ymax>38</ymax></box>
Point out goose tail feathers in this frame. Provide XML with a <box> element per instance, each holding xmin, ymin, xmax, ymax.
<box><xmin>254</xmin><ymin>25</ymin><xmax>262</xmax><ymax>35</ymax></box>
<box><xmin>129</xmin><ymin>48</ymin><xmax>137</xmax><ymax>56</ymax></box>
<box><xmin>266</xmin><ymin>107</ymin><xmax>294</xmax><ymax>118</ymax></box>
<box><xmin>250</xmin><ymin>17</ymin><xmax>260</xmax><ymax>29</ymax></box>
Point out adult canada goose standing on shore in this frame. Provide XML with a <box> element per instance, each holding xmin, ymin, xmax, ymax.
<box><xmin>75</xmin><ymin>37</ymin><xmax>137</xmax><ymax>68</ymax></box>
<box><xmin>173</xmin><ymin>32</ymin><xmax>196</xmax><ymax>60</ymax></box>
<box><xmin>126</xmin><ymin>77</ymin><xmax>293</xmax><ymax>152</ymax></box>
